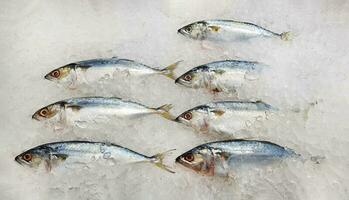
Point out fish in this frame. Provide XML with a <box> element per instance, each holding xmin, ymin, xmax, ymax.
<box><xmin>175</xmin><ymin>60</ymin><xmax>266</xmax><ymax>93</ymax></box>
<box><xmin>44</xmin><ymin>57</ymin><xmax>181</xmax><ymax>88</ymax></box>
<box><xmin>176</xmin><ymin>139</ymin><xmax>297</xmax><ymax>176</ymax></box>
<box><xmin>174</xmin><ymin>100</ymin><xmax>275</xmax><ymax>136</ymax></box>
<box><xmin>32</xmin><ymin>97</ymin><xmax>174</xmax><ymax>128</ymax></box>
<box><xmin>15</xmin><ymin>141</ymin><xmax>174</xmax><ymax>173</ymax></box>
<box><xmin>178</xmin><ymin>19</ymin><xmax>291</xmax><ymax>41</ymax></box>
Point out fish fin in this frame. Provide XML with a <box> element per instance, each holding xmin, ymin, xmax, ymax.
<box><xmin>111</xmin><ymin>56</ymin><xmax>118</xmax><ymax>59</ymax></box>
<box><xmin>66</xmin><ymin>105</ymin><xmax>82</xmax><ymax>111</ymax></box>
<box><xmin>154</xmin><ymin>104</ymin><xmax>175</xmax><ymax>120</ymax></box>
<box><xmin>44</xmin><ymin>160</ymin><xmax>52</xmax><ymax>172</ymax></box>
<box><xmin>53</xmin><ymin>154</ymin><xmax>68</xmax><ymax>161</ymax></box>
<box><xmin>212</xmin><ymin>109</ymin><xmax>225</xmax><ymax>116</ymax></box>
<box><xmin>208</xmin><ymin>25</ymin><xmax>220</xmax><ymax>32</ymax></box>
<box><xmin>280</xmin><ymin>31</ymin><xmax>292</xmax><ymax>41</ymax></box>
<box><xmin>213</xmin><ymin>69</ymin><xmax>225</xmax><ymax>75</ymax></box>
<box><xmin>244</xmin><ymin>71</ymin><xmax>260</xmax><ymax>80</ymax></box>
<box><xmin>160</xmin><ymin>60</ymin><xmax>183</xmax><ymax>80</ymax></box>
<box><xmin>150</xmin><ymin>149</ymin><xmax>176</xmax><ymax>173</ymax></box>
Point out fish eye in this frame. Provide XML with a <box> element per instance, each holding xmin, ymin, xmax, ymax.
<box><xmin>183</xmin><ymin>74</ymin><xmax>192</xmax><ymax>81</ymax></box>
<box><xmin>183</xmin><ymin>112</ymin><xmax>192</xmax><ymax>120</ymax></box>
<box><xmin>51</xmin><ymin>70</ymin><xmax>60</xmax><ymax>78</ymax></box>
<box><xmin>184</xmin><ymin>153</ymin><xmax>194</xmax><ymax>162</ymax></box>
<box><xmin>39</xmin><ymin>108</ymin><xmax>49</xmax><ymax>117</ymax></box>
<box><xmin>185</xmin><ymin>26</ymin><xmax>192</xmax><ymax>32</ymax></box>
<box><xmin>22</xmin><ymin>153</ymin><xmax>32</xmax><ymax>162</ymax></box>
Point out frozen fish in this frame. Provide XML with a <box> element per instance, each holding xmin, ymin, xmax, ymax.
<box><xmin>175</xmin><ymin>60</ymin><xmax>265</xmax><ymax>93</ymax></box>
<box><xmin>175</xmin><ymin>100</ymin><xmax>275</xmax><ymax>136</ymax></box>
<box><xmin>178</xmin><ymin>19</ymin><xmax>291</xmax><ymax>41</ymax></box>
<box><xmin>45</xmin><ymin>57</ymin><xmax>181</xmax><ymax>88</ymax></box>
<box><xmin>176</xmin><ymin>139</ymin><xmax>296</xmax><ymax>176</ymax></box>
<box><xmin>15</xmin><ymin>141</ymin><xmax>174</xmax><ymax>173</ymax></box>
<box><xmin>32</xmin><ymin>97</ymin><xmax>173</xmax><ymax>128</ymax></box>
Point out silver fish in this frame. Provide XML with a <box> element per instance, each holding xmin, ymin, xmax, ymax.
<box><xmin>175</xmin><ymin>60</ymin><xmax>266</xmax><ymax>93</ymax></box>
<box><xmin>45</xmin><ymin>57</ymin><xmax>181</xmax><ymax>88</ymax></box>
<box><xmin>175</xmin><ymin>100</ymin><xmax>275</xmax><ymax>136</ymax></box>
<box><xmin>176</xmin><ymin>139</ymin><xmax>296</xmax><ymax>176</ymax></box>
<box><xmin>178</xmin><ymin>19</ymin><xmax>291</xmax><ymax>41</ymax></box>
<box><xmin>15</xmin><ymin>141</ymin><xmax>174</xmax><ymax>173</ymax></box>
<box><xmin>32</xmin><ymin>97</ymin><xmax>173</xmax><ymax>127</ymax></box>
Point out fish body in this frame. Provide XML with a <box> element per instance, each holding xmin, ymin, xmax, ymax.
<box><xmin>32</xmin><ymin>97</ymin><xmax>173</xmax><ymax>127</ymax></box>
<box><xmin>15</xmin><ymin>141</ymin><xmax>173</xmax><ymax>173</ymax></box>
<box><xmin>175</xmin><ymin>101</ymin><xmax>275</xmax><ymax>135</ymax></box>
<box><xmin>178</xmin><ymin>20</ymin><xmax>290</xmax><ymax>41</ymax></box>
<box><xmin>44</xmin><ymin>57</ymin><xmax>180</xmax><ymax>88</ymax></box>
<box><xmin>175</xmin><ymin>60</ymin><xmax>265</xmax><ymax>93</ymax></box>
<box><xmin>176</xmin><ymin>139</ymin><xmax>296</xmax><ymax>176</ymax></box>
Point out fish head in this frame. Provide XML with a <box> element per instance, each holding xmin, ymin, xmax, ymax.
<box><xmin>32</xmin><ymin>102</ymin><xmax>64</xmax><ymax>121</ymax></box>
<box><xmin>45</xmin><ymin>64</ymin><xmax>77</xmax><ymax>86</ymax></box>
<box><xmin>15</xmin><ymin>146</ymin><xmax>52</xmax><ymax>168</ymax></box>
<box><xmin>178</xmin><ymin>21</ymin><xmax>208</xmax><ymax>40</ymax></box>
<box><xmin>176</xmin><ymin>146</ymin><xmax>214</xmax><ymax>175</ymax></box>
<box><xmin>175</xmin><ymin>66</ymin><xmax>208</xmax><ymax>88</ymax></box>
<box><xmin>174</xmin><ymin>105</ymin><xmax>210</xmax><ymax>130</ymax></box>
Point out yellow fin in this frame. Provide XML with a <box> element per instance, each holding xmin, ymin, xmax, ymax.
<box><xmin>209</xmin><ymin>26</ymin><xmax>221</xmax><ymax>32</ymax></box>
<box><xmin>66</xmin><ymin>105</ymin><xmax>82</xmax><ymax>112</ymax></box>
<box><xmin>280</xmin><ymin>31</ymin><xmax>292</xmax><ymax>41</ymax></box>
<box><xmin>154</xmin><ymin>104</ymin><xmax>175</xmax><ymax>120</ymax></box>
<box><xmin>161</xmin><ymin>60</ymin><xmax>183</xmax><ymax>80</ymax></box>
<box><xmin>212</xmin><ymin>109</ymin><xmax>225</xmax><ymax>116</ymax></box>
<box><xmin>150</xmin><ymin>149</ymin><xmax>176</xmax><ymax>173</ymax></box>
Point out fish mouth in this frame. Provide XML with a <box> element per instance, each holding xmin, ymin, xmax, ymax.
<box><xmin>177</xmin><ymin>28</ymin><xmax>188</xmax><ymax>36</ymax></box>
<box><xmin>174</xmin><ymin>116</ymin><xmax>181</xmax><ymax>122</ymax></box>
<box><xmin>174</xmin><ymin>78</ymin><xmax>186</xmax><ymax>87</ymax></box>
<box><xmin>15</xmin><ymin>156</ymin><xmax>24</xmax><ymax>165</ymax></box>
<box><xmin>31</xmin><ymin>114</ymin><xmax>40</xmax><ymax>121</ymax></box>
<box><xmin>175</xmin><ymin>156</ymin><xmax>182</xmax><ymax>163</ymax></box>
<box><xmin>44</xmin><ymin>73</ymin><xmax>55</xmax><ymax>81</ymax></box>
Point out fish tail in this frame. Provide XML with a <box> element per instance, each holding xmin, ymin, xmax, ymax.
<box><xmin>150</xmin><ymin>149</ymin><xmax>176</xmax><ymax>173</ymax></box>
<box><xmin>160</xmin><ymin>60</ymin><xmax>183</xmax><ymax>80</ymax></box>
<box><xmin>280</xmin><ymin>31</ymin><xmax>292</xmax><ymax>41</ymax></box>
<box><xmin>154</xmin><ymin>104</ymin><xmax>175</xmax><ymax>120</ymax></box>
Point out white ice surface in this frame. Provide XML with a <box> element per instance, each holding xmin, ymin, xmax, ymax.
<box><xmin>0</xmin><ymin>0</ymin><xmax>349</xmax><ymax>200</ymax></box>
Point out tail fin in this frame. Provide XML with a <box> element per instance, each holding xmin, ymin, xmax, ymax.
<box><xmin>160</xmin><ymin>60</ymin><xmax>182</xmax><ymax>80</ymax></box>
<box><xmin>154</xmin><ymin>104</ymin><xmax>174</xmax><ymax>120</ymax></box>
<box><xmin>280</xmin><ymin>32</ymin><xmax>292</xmax><ymax>41</ymax></box>
<box><xmin>149</xmin><ymin>149</ymin><xmax>176</xmax><ymax>173</ymax></box>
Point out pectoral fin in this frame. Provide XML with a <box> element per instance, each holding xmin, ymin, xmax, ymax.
<box><xmin>208</xmin><ymin>26</ymin><xmax>221</xmax><ymax>32</ymax></box>
<box><xmin>66</xmin><ymin>105</ymin><xmax>82</xmax><ymax>111</ymax></box>
<box><xmin>211</xmin><ymin>109</ymin><xmax>225</xmax><ymax>116</ymax></box>
<box><xmin>213</xmin><ymin>69</ymin><xmax>225</xmax><ymax>75</ymax></box>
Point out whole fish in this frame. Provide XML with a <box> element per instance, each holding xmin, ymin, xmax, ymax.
<box><xmin>178</xmin><ymin>19</ymin><xmax>291</xmax><ymax>41</ymax></box>
<box><xmin>175</xmin><ymin>60</ymin><xmax>265</xmax><ymax>93</ymax></box>
<box><xmin>32</xmin><ymin>97</ymin><xmax>173</xmax><ymax>128</ymax></box>
<box><xmin>176</xmin><ymin>139</ymin><xmax>297</xmax><ymax>176</ymax></box>
<box><xmin>44</xmin><ymin>57</ymin><xmax>181</xmax><ymax>88</ymax></box>
<box><xmin>175</xmin><ymin>100</ymin><xmax>275</xmax><ymax>136</ymax></box>
<box><xmin>15</xmin><ymin>141</ymin><xmax>174</xmax><ymax>173</ymax></box>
